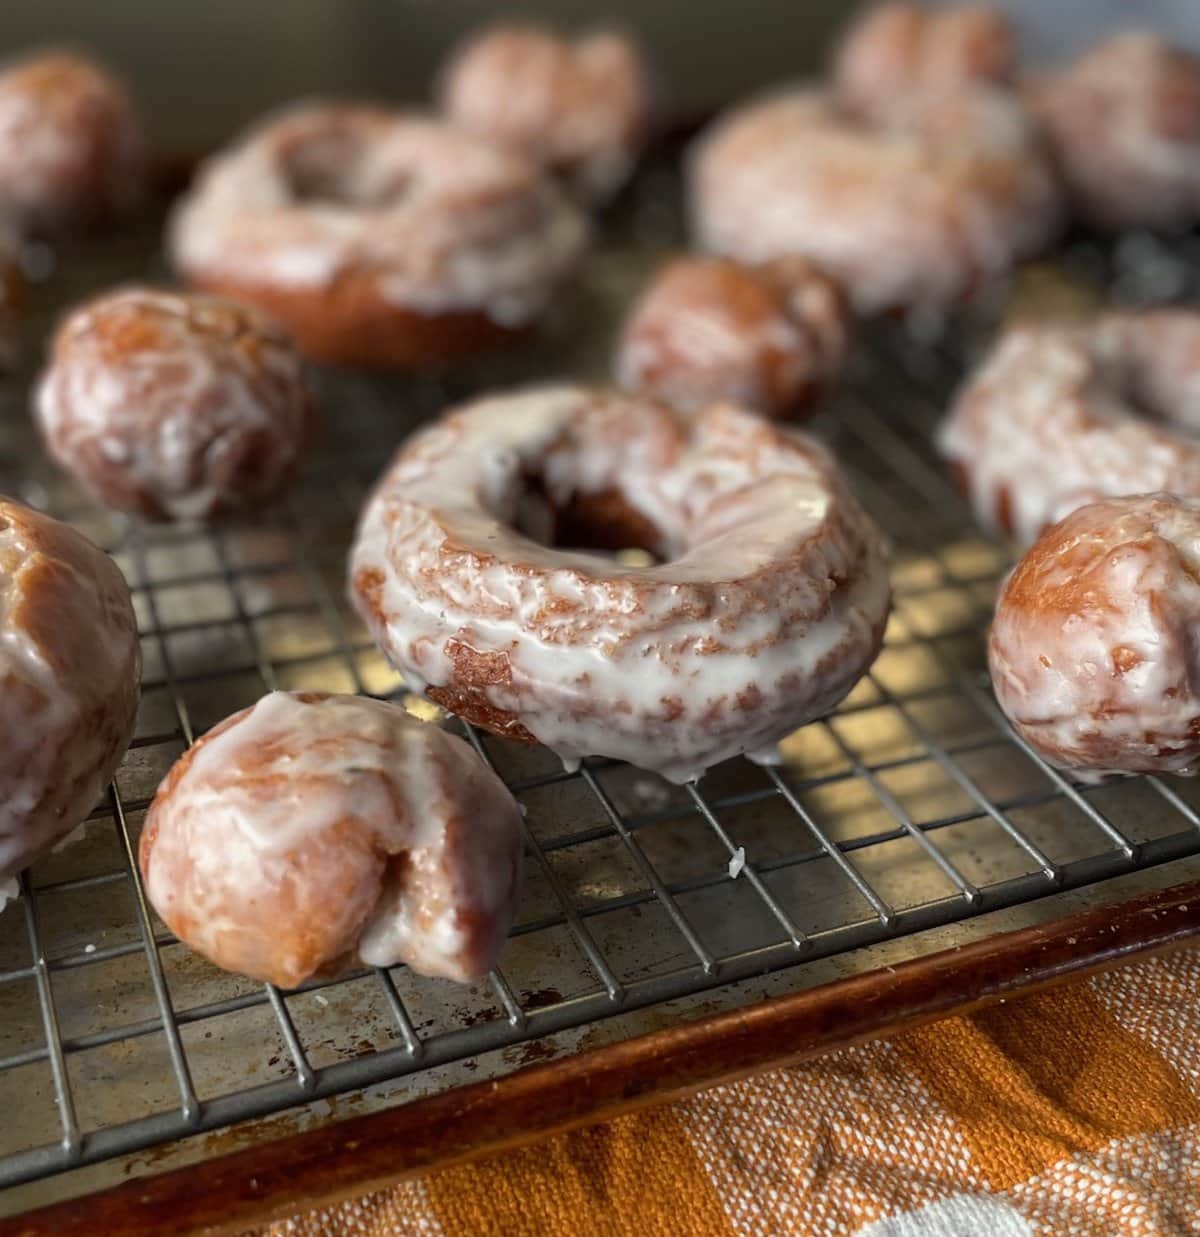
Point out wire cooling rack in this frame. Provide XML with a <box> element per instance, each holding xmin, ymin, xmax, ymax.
<box><xmin>3</xmin><ymin>188</ymin><xmax>1200</xmax><ymax>1205</ymax></box>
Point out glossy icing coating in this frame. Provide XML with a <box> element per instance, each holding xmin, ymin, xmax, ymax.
<box><xmin>990</xmin><ymin>494</ymin><xmax>1200</xmax><ymax>778</ymax></box>
<box><xmin>36</xmin><ymin>287</ymin><xmax>314</xmax><ymax>522</ymax></box>
<box><xmin>350</xmin><ymin>385</ymin><xmax>891</xmax><ymax>783</ymax></box>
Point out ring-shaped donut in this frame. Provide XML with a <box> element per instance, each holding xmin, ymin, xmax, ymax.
<box><xmin>169</xmin><ymin>104</ymin><xmax>589</xmax><ymax>368</ymax></box>
<box><xmin>939</xmin><ymin>311</ymin><xmax>1200</xmax><ymax>545</ymax></box>
<box><xmin>689</xmin><ymin>88</ymin><xmax>1062</xmax><ymax>317</ymax></box>
<box><xmin>350</xmin><ymin>386</ymin><xmax>891</xmax><ymax>784</ymax></box>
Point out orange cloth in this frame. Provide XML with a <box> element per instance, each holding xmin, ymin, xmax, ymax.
<box><xmin>261</xmin><ymin>945</ymin><xmax>1200</xmax><ymax>1236</ymax></box>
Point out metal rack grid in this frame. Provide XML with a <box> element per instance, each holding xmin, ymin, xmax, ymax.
<box><xmin>3</xmin><ymin>198</ymin><xmax>1200</xmax><ymax>1199</ymax></box>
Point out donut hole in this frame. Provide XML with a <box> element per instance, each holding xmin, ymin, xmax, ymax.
<box><xmin>282</xmin><ymin>134</ymin><xmax>413</xmax><ymax>211</ymax></box>
<box><xmin>1116</xmin><ymin>371</ymin><xmax>1182</xmax><ymax>430</ymax></box>
<box><xmin>1103</xmin><ymin>346</ymin><xmax>1200</xmax><ymax>435</ymax></box>
<box><xmin>513</xmin><ymin>470</ymin><xmax>668</xmax><ymax>563</ymax></box>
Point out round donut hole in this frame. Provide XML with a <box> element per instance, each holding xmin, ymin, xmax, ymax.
<box><xmin>514</xmin><ymin>470</ymin><xmax>666</xmax><ymax>565</ymax></box>
<box><xmin>1114</xmin><ymin>368</ymin><xmax>1177</xmax><ymax>428</ymax></box>
<box><xmin>1104</xmin><ymin>336</ymin><xmax>1197</xmax><ymax>432</ymax></box>
<box><xmin>282</xmin><ymin>135</ymin><xmax>414</xmax><ymax>211</ymax></box>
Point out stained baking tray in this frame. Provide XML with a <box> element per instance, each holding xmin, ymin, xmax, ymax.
<box><xmin>4</xmin><ymin>173</ymin><xmax>1200</xmax><ymax>1232</ymax></box>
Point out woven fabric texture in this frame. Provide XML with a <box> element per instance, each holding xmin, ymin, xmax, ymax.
<box><xmin>259</xmin><ymin>945</ymin><xmax>1200</xmax><ymax>1236</ymax></box>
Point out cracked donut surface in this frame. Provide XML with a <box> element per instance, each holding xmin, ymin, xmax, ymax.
<box><xmin>350</xmin><ymin>385</ymin><xmax>891</xmax><ymax>784</ymax></box>
<box><xmin>990</xmin><ymin>493</ymin><xmax>1200</xmax><ymax>779</ymax></box>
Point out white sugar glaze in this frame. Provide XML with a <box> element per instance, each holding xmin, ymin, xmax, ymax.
<box><xmin>689</xmin><ymin>87</ymin><xmax>1062</xmax><ymax>316</ymax></box>
<box><xmin>0</xmin><ymin>500</ymin><xmax>140</xmax><ymax>885</ymax></box>
<box><xmin>350</xmin><ymin>386</ymin><xmax>891</xmax><ymax>783</ymax></box>
<box><xmin>169</xmin><ymin>104</ymin><xmax>589</xmax><ymax>325</ymax></box>
<box><xmin>141</xmin><ymin>692</ymin><xmax>523</xmax><ymax>986</ymax></box>
<box><xmin>939</xmin><ymin>311</ymin><xmax>1200</xmax><ymax>546</ymax></box>
<box><xmin>989</xmin><ymin>494</ymin><xmax>1200</xmax><ymax>777</ymax></box>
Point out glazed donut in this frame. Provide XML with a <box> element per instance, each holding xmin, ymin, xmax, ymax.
<box><xmin>835</xmin><ymin>2</ymin><xmax>1017</xmax><ymax>119</ymax></box>
<box><xmin>139</xmin><ymin>691</ymin><xmax>524</xmax><ymax>988</ymax></box>
<box><xmin>0</xmin><ymin>49</ymin><xmax>143</xmax><ymax>237</ymax></box>
<box><xmin>939</xmin><ymin>311</ymin><xmax>1200</xmax><ymax>545</ymax></box>
<box><xmin>1031</xmin><ymin>33</ymin><xmax>1200</xmax><ymax>232</ymax></box>
<box><xmin>990</xmin><ymin>493</ymin><xmax>1200</xmax><ymax>778</ymax></box>
<box><xmin>168</xmin><ymin>104</ymin><xmax>589</xmax><ymax>368</ymax></box>
<box><xmin>35</xmin><ymin>287</ymin><xmax>315</xmax><ymax>523</ymax></box>
<box><xmin>439</xmin><ymin>23</ymin><xmax>651</xmax><ymax>204</ymax></box>
<box><xmin>689</xmin><ymin>88</ymin><xmax>1062</xmax><ymax>317</ymax></box>
<box><xmin>614</xmin><ymin>255</ymin><xmax>851</xmax><ymax>419</ymax></box>
<box><xmin>350</xmin><ymin>386</ymin><xmax>891</xmax><ymax>784</ymax></box>
<box><xmin>0</xmin><ymin>498</ymin><xmax>140</xmax><ymax>884</ymax></box>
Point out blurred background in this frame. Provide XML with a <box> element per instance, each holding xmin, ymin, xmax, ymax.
<box><xmin>0</xmin><ymin>1</ymin><xmax>1196</xmax><ymax>159</ymax></box>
